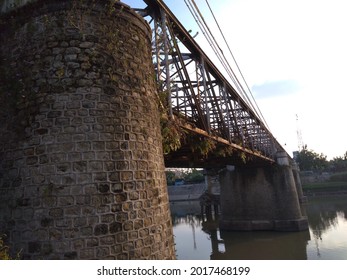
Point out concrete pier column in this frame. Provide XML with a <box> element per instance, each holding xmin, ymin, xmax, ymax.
<box><xmin>292</xmin><ymin>162</ymin><xmax>307</xmax><ymax>203</ymax></box>
<box><xmin>0</xmin><ymin>0</ymin><xmax>175</xmax><ymax>259</ymax></box>
<box><xmin>203</xmin><ymin>168</ymin><xmax>214</xmax><ymax>194</ymax></box>
<box><xmin>206</xmin><ymin>173</ymin><xmax>213</xmax><ymax>194</ymax></box>
<box><xmin>219</xmin><ymin>152</ymin><xmax>308</xmax><ymax>231</ymax></box>
<box><xmin>201</xmin><ymin>169</ymin><xmax>220</xmax><ymax>218</ymax></box>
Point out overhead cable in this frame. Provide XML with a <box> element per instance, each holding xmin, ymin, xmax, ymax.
<box><xmin>184</xmin><ymin>0</ymin><xmax>241</xmax><ymax>93</ymax></box>
<box><xmin>204</xmin><ymin>0</ymin><xmax>270</xmax><ymax>129</ymax></box>
<box><xmin>186</xmin><ymin>0</ymin><xmax>269</xmax><ymax>129</ymax></box>
<box><xmin>187</xmin><ymin>0</ymin><xmax>247</xmax><ymax>102</ymax></box>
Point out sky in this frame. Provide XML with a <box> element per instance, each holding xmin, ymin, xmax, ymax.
<box><xmin>123</xmin><ymin>0</ymin><xmax>346</xmax><ymax>160</ymax></box>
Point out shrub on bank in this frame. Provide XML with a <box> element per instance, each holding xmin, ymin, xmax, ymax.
<box><xmin>329</xmin><ymin>172</ymin><xmax>347</xmax><ymax>182</ymax></box>
<box><xmin>0</xmin><ymin>234</ymin><xmax>11</xmax><ymax>260</ymax></box>
<box><xmin>0</xmin><ymin>234</ymin><xmax>21</xmax><ymax>260</ymax></box>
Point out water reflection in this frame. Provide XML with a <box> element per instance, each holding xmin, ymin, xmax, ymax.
<box><xmin>306</xmin><ymin>196</ymin><xmax>347</xmax><ymax>239</ymax></box>
<box><xmin>306</xmin><ymin>196</ymin><xmax>347</xmax><ymax>259</ymax></box>
<box><xmin>214</xmin><ymin>230</ymin><xmax>310</xmax><ymax>260</ymax></box>
<box><xmin>170</xmin><ymin>196</ymin><xmax>347</xmax><ymax>260</ymax></box>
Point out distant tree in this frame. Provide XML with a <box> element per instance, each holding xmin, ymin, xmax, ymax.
<box><xmin>183</xmin><ymin>168</ymin><xmax>204</xmax><ymax>183</ymax></box>
<box><xmin>329</xmin><ymin>152</ymin><xmax>347</xmax><ymax>173</ymax></box>
<box><xmin>296</xmin><ymin>145</ymin><xmax>328</xmax><ymax>171</ymax></box>
<box><xmin>165</xmin><ymin>171</ymin><xmax>176</xmax><ymax>186</ymax></box>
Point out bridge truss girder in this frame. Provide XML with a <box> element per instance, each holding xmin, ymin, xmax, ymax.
<box><xmin>142</xmin><ymin>0</ymin><xmax>282</xmax><ymax>163</ymax></box>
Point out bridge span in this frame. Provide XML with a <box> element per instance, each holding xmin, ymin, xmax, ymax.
<box><xmin>143</xmin><ymin>0</ymin><xmax>279</xmax><ymax>165</ymax></box>
<box><xmin>141</xmin><ymin>0</ymin><xmax>307</xmax><ymax>232</ymax></box>
<box><xmin>0</xmin><ymin>0</ymin><xmax>307</xmax><ymax>260</ymax></box>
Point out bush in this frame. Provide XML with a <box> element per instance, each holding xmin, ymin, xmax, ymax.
<box><xmin>0</xmin><ymin>234</ymin><xmax>21</xmax><ymax>260</ymax></box>
<box><xmin>329</xmin><ymin>172</ymin><xmax>347</xmax><ymax>182</ymax></box>
<box><xmin>183</xmin><ymin>168</ymin><xmax>204</xmax><ymax>183</ymax></box>
<box><xmin>0</xmin><ymin>234</ymin><xmax>11</xmax><ymax>260</ymax></box>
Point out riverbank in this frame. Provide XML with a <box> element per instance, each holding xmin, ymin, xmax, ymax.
<box><xmin>303</xmin><ymin>181</ymin><xmax>347</xmax><ymax>196</ymax></box>
<box><xmin>167</xmin><ymin>184</ymin><xmax>206</xmax><ymax>201</ymax></box>
<box><xmin>167</xmin><ymin>179</ymin><xmax>347</xmax><ymax>201</ymax></box>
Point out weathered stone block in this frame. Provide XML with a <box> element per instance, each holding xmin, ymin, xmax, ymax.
<box><xmin>49</xmin><ymin>208</ymin><xmax>63</xmax><ymax>218</ymax></box>
<box><xmin>80</xmin><ymin>248</ymin><xmax>95</xmax><ymax>259</ymax></box>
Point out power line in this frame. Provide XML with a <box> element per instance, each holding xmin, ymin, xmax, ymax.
<box><xmin>296</xmin><ymin>114</ymin><xmax>304</xmax><ymax>151</ymax></box>
<box><xmin>204</xmin><ymin>0</ymin><xmax>269</xmax><ymax>129</ymax></box>
<box><xmin>186</xmin><ymin>0</ymin><xmax>247</xmax><ymax>102</ymax></box>
<box><xmin>184</xmin><ymin>0</ymin><xmax>242</xmax><ymax>94</ymax></box>
<box><xmin>186</xmin><ymin>0</ymin><xmax>270</xmax><ymax>130</ymax></box>
<box><xmin>205</xmin><ymin>0</ymin><xmax>268</xmax><ymax>127</ymax></box>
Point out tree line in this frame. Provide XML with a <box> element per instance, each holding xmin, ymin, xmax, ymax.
<box><xmin>295</xmin><ymin>145</ymin><xmax>347</xmax><ymax>172</ymax></box>
<box><xmin>166</xmin><ymin>168</ymin><xmax>204</xmax><ymax>185</ymax></box>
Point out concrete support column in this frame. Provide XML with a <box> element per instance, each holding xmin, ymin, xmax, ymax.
<box><xmin>219</xmin><ymin>152</ymin><xmax>308</xmax><ymax>231</ymax></box>
<box><xmin>203</xmin><ymin>168</ymin><xmax>214</xmax><ymax>194</ymax></box>
<box><xmin>292</xmin><ymin>162</ymin><xmax>307</xmax><ymax>203</ymax></box>
<box><xmin>201</xmin><ymin>169</ymin><xmax>220</xmax><ymax>218</ymax></box>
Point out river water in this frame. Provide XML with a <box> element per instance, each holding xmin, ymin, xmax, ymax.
<box><xmin>170</xmin><ymin>195</ymin><xmax>347</xmax><ymax>260</ymax></box>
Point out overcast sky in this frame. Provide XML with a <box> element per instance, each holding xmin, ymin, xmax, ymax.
<box><xmin>123</xmin><ymin>0</ymin><xmax>346</xmax><ymax>160</ymax></box>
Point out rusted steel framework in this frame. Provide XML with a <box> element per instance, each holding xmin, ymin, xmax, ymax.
<box><xmin>142</xmin><ymin>0</ymin><xmax>283</xmax><ymax>162</ymax></box>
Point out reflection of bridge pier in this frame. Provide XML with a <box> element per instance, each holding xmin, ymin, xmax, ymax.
<box><xmin>211</xmin><ymin>230</ymin><xmax>311</xmax><ymax>260</ymax></box>
<box><xmin>204</xmin><ymin>226</ymin><xmax>221</xmax><ymax>258</ymax></box>
<box><xmin>200</xmin><ymin>198</ymin><xmax>310</xmax><ymax>260</ymax></box>
<box><xmin>200</xmin><ymin>206</ymin><xmax>221</xmax><ymax>258</ymax></box>
<box><xmin>200</xmin><ymin>192</ymin><xmax>220</xmax><ymax>222</ymax></box>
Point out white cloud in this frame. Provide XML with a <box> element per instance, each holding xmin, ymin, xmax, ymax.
<box><xmin>252</xmin><ymin>80</ymin><xmax>301</xmax><ymax>99</ymax></box>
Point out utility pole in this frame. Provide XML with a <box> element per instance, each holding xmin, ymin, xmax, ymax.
<box><xmin>296</xmin><ymin>114</ymin><xmax>304</xmax><ymax>151</ymax></box>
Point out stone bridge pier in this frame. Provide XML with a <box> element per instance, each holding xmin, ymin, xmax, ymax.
<box><xmin>219</xmin><ymin>151</ymin><xmax>308</xmax><ymax>231</ymax></box>
<box><xmin>0</xmin><ymin>0</ymin><xmax>175</xmax><ymax>259</ymax></box>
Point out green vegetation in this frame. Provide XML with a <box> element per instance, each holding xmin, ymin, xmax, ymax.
<box><xmin>0</xmin><ymin>234</ymin><xmax>21</xmax><ymax>260</ymax></box>
<box><xmin>296</xmin><ymin>146</ymin><xmax>347</xmax><ymax>173</ymax></box>
<box><xmin>183</xmin><ymin>168</ymin><xmax>204</xmax><ymax>183</ymax></box>
<box><xmin>0</xmin><ymin>235</ymin><xmax>10</xmax><ymax>260</ymax></box>
<box><xmin>296</xmin><ymin>147</ymin><xmax>347</xmax><ymax>194</ymax></box>
<box><xmin>166</xmin><ymin>168</ymin><xmax>205</xmax><ymax>185</ymax></box>
<box><xmin>295</xmin><ymin>145</ymin><xmax>328</xmax><ymax>171</ymax></box>
<box><xmin>165</xmin><ymin>170</ymin><xmax>176</xmax><ymax>186</ymax></box>
<box><xmin>296</xmin><ymin>146</ymin><xmax>347</xmax><ymax>183</ymax></box>
<box><xmin>329</xmin><ymin>171</ymin><xmax>347</xmax><ymax>182</ymax></box>
<box><xmin>303</xmin><ymin>181</ymin><xmax>347</xmax><ymax>190</ymax></box>
<box><xmin>161</xmin><ymin>117</ymin><xmax>184</xmax><ymax>155</ymax></box>
<box><xmin>302</xmin><ymin>171</ymin><xmax>347</xmax><ymax>194</ymax></box>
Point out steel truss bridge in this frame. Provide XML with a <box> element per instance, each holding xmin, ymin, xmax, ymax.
<box><xmin>137</xmin><ymin>0</ymin><xmax>285</xmax><ymax>167</ymax></box>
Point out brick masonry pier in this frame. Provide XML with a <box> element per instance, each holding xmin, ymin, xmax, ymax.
<box><xmin>0</xmin><ymin>0</ymin><xmax>175</xmax><ymax>259</ymax></box>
